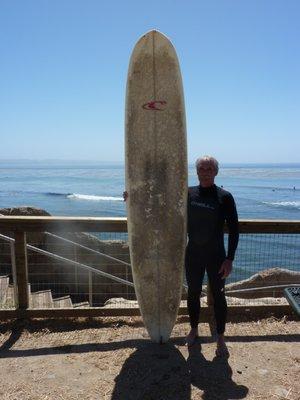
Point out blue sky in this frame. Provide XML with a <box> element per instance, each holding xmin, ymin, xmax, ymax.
<box><xmin>0</xmin><ymin>1</ymin><xmax>299</xmax><ymax>163</ymax></box>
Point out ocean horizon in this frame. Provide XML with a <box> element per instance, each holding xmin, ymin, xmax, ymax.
<box><xmin>0</xmin><ymin>161</ymin><xmax>299</xmax><ymax>219</ymax></box>
<box><xmin>1</xmin><ymin>159</ymin><xmax>300</xmax><ymax>167</ymax></box>
<box><xmin>0</xmin><ymin>161</ymin><xmax>299</xmax><ymax>282</ymax></box>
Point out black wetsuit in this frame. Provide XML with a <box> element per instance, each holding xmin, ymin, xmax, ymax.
<box><xmin>186</xmin><ymin>184</ymin><xmax>239</xmax><ymax>334</ymax></box>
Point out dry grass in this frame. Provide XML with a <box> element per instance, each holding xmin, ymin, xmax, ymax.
<box><xmin>0</xmin><ymin>316</ymin><xmax>299</xmax><ymax>400</ymax></box>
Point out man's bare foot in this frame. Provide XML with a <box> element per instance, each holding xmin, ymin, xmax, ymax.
<box><xmin>215</xmin><ymin>334</ymin><xmax>229</xmax><ymax>357</ymax></box>
<box><xmin>185</xmin><ymin>328</ymin><xmax>199</xmax><ymax>347</ymax></box>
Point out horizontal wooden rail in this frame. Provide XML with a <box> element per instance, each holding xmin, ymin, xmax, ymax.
<box><xmin>0</xmin><ymin>305</ymin><xmax>293</xmax><ymax>320</ymax></box>
<box><xmin>0</xmin><ymin>216</ymin><xmax>299</xmax><ymax>233</ymax></box>
<box><xmin>237</xmin><ymin>219</ymin><xmax>300</xmax><ymax>234</ymax></box>
<box><xmin>0</xmin><ymin>216</ymin><xmax>128</xmax><ymax>232</ymax></box>
<box><xmin>0</xmin><ymin>216</ymin><xmax>299</xmax><ymax>321</ymax></box>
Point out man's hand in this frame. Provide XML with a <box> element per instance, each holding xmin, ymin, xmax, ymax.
<box><xmin>218</xmin><ymin>259</ymin><xmax>233</xmax><ymax>279</ymax></box>
<box><xmin>123</xmin><ymin>191</ymin><xmax>128</xmax><ymax>202</ymax></box>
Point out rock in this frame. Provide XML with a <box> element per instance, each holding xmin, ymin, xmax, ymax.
<box><xmin>273</xmin><ymin>387</ymin><xmax>290</xmax><ymax>398</ymax></box>
<box><xmin>225</xmin><ymin>268</ymin><xmax>300</xmax><ymax>298</ymax></box>
<box><xmin>179</xmin><ymin>297</ymin><xmax>288</xmax><ymax>307</ymax></box>
<box><xmin>0</xmin><ymin>206</ymin><xmax>50</xmax><ymax>216</ymax></box>
<box><xmin>0</xmin><ymin>206</ymin><xmax>50</xmax><ymax>246</ymax></box>
<box><xmin>104</xmin><ymin>297</ymin><xmax>138</xmax><ymax>307</ymax></box>
<box><xmin>228</xmin><ymin>296</ymin><xmax>287</xmax><ymax>305</ymax></box>
<box><xmin>258</xmin><ymin>369</ymin><xmax>269</xmax><ymax>375</ymax></box>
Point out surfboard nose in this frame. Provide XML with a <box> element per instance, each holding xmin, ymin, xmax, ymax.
<box><xmin>135</xmin><ymin>29</ymin><xmax>171</xmax><ymax>47</ymax></box>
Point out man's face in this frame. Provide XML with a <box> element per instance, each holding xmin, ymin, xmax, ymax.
<box><xmin>197</xmin><ymin>161</ymin><xmax>217</xmax><ymax>187</ymax></box>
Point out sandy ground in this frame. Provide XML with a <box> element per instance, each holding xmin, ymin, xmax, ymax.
<box><xmin>0</xmin><ymin>316</ymin><xmax>299</xmax><ymax>400</ymax></box>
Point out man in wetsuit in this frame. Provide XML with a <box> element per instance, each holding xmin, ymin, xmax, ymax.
<box><xmin>185</xmin><ymin>156</ymin><xmax>239</xmax><ymax>356</ymax></box>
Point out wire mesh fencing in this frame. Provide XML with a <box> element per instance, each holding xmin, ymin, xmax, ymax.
<box><xmin>228</xmin><ymin>233</ymin><xmax>299</xmax><ymax>283</ymax></box>
<box><xmin>223</xmin><ymin>233</ymin><xmax>300</xmax><ymax>306</ymax></box>
<box><xmin>0</xmin><ymin>229</ymin><xmax>299</xmax><ymax>310</ymax></box>
<box><xmin>25</xmin><ymin>231</ymin><xmax>134</xmax><ymax>309</ymax></box>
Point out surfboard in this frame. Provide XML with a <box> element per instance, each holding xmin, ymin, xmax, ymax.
<box><xmin>125</xmin><ymin>30</ymin><xmax>187</xmax><ymax>343</ymax></box>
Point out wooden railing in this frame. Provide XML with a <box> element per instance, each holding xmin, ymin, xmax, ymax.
<box><xmin>1</xmin><ymin>216</ymin><xmax>300</xmax><ymax>233</ymax></box>
<box><xmin>0</xmin><ymin>216</ymin><xmax>299</xmax><ymax>320</ymax></box>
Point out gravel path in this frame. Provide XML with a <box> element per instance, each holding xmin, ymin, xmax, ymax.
<box><xmin>0</xmin><ymin>316</ymin><xmax>299</xmax><ymax>400</ymax></box>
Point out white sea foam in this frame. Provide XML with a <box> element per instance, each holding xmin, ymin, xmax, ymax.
<box><xmin>67</xmin><ymin>194</ymin><xmax>123</xmax><ymax>201</ymax></box>
<box><xmin>263</xmin><ymin>201</ymin><xmax>300</xmax><ymax>209</ymax></box>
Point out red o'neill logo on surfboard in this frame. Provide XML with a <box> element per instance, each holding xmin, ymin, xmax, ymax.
<box><xmin>142</xmin><ymin>101</ymin><xmax>167</xmax><ymax>111</ymax></box>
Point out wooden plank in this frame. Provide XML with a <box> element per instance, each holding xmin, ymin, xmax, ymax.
<box><xmin>0</xmin><ymin>305</ymin><xmax>293</xmax><ymax>320</ymax></box>
<box><xmin>235</xmin><ymin>220</ymin><xmax>300</xmax><ymax>234</ymax></box>
<box><xmin>30</xmin><ymin>290</ymin><xmax>54</xmax><ymax>309</ymax></box>
<box><xmin>5</xmin><ymin>285</ymin><xmax>15</xmax><ymax>308</ymax></box>
<box><xmin>14</xmin><ymin>232</ymin><xmax>29</xmax><ymax>309</ymax></box>
<box><xmin>73</xmin><ymin>302</ymin><xmax>90</xmax><ymax>308</ymax></box>
<box><xmin>0</xmin><ymin>276</ymin><xmax>9</xmax><ymax>304</ymax></box>
<box><xmin>53</xmin><ymin>296</ymin><xmax>73</xmax><ymax>308</ymax></box>
<box><xmin>0</xmin><ymin>216</ymin><xmax>127</xmax><ymax>232</ymax></box>
<box><xmin>178</xmin><ymin>305</ymin><xmax>294</xmax><ymax>320</ymax></box>
<box><xmin>0</xmin><ymin>216</ymin><xmax>299</xmax><ymax>233</ymax></box>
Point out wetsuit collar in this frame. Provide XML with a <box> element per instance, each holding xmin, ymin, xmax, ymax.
<box><xmin>198</xmin><ymin>184</ymin><xmax>216</xmax><ymax>193</ymax></box>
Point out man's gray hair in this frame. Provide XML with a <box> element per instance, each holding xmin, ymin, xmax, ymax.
<box><xmin>195</xmin><ymin>155</ymin><xmax>219</xmax><ymax>173</ymax></box>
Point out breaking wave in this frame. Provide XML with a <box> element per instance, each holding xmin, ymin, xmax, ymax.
<box><xmin>67</xmin><ymin>193</ymin><xmax>123</xmax><ymax>201</ymax></box>
<box><xmin>0</xmin><ymin>191</ymin><xmax>124</xmax><ymax>202</ymax></box>
<box><xmin>263</xmin><ymin>201</ymin><xmax>300</xmax><ymax>210</ymax></box>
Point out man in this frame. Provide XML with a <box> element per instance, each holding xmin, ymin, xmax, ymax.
<box><xmin>185</xmin><ymin>155</ymin><xmax>239</xmax><ymax>356</ymax></box>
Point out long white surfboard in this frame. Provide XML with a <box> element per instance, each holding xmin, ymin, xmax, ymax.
<box><xmin>125</xmin><ymin>30</ymin><xmax>187</xmax><ymax>343</ymax></box>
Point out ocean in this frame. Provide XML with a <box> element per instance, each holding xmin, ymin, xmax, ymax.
<box><xmin>0</xmin><ymin>161</ymin><xmax>299</xmax><ymax>283</ymax></box>
<box><xmin>0</xmin><ymin>161</ymin><xmax>299</xmax><ymax>220</ymax></box>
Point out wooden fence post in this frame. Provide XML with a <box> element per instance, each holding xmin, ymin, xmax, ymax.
<box><xmin>10</xmin><ymin>241</ymin><xmax>18</xmax><ymax>306</ymax></box>
<box><xmin>14</xmin><ymin>232</ymin><xmax>29</xmax><ymax>309</ymax></box>
<box><xmin>88</xmin><ymin>271</ymin><xmax>93</xmax><ymax>306</ymax></box>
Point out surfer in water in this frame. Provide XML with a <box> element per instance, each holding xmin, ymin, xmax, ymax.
<box><xmin>185</xmin><ymin>155</ymin><xmax>239</xmax><ymax>356</ymax></box>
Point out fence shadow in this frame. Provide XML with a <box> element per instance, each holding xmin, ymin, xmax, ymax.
<box><xmin>0</xmin><ymin>317</ymin><xmax>299</xmax><ymax>359</ymax></box>
<box><xmin>0</xmin><ymin>321</ymin><xmax>24</xmax><ymax>352</ymax></box>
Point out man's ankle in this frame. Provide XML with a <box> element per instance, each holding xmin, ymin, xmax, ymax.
<box><xmin>186</xmin><ymin>327</ymin><xmax>199</xmax><ymax>346</ymax></box>
<box><xmin>217</xmin><ymin>334</ymin><xmax>226</xmax><ymax>343</ymax></box>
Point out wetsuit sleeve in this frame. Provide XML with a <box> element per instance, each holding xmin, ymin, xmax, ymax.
<box><xmin>187</xmin><ymin>190</ymin><xmax>191</xmax><ymax>234</ymax></box>
<box><xmin>223</xmin><ymin>193</ymin><xmax>239</xmax><ymax>260</ymax></box>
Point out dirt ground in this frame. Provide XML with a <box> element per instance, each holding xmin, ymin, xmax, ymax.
<box><xmin>0</xmin><ymin>316</ymin><xmax>299</xmax><ymax>400</ymax></box>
